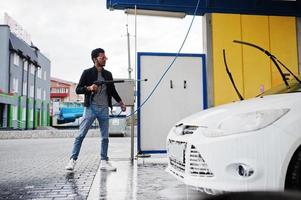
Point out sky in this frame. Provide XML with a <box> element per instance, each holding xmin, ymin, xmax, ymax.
<box><xmin>0</xmin><ymin>0</ymin><xmax>203</xmax><ymax>83</ymax></box>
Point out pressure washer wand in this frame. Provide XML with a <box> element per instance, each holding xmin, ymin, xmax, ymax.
<box><xmin>93</xmin><ymin>79</ymin><xmax>147</xmax><ymax>86</ymax></box>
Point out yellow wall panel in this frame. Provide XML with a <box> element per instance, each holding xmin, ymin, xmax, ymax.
<box><xmin>212</xmin><ymin>13</ymin><xmax>244</xmax><ymax>105</ymax></box>
<box><xmin>211</xmin><ymin>13</ymin><xmax>298</xmax><ymax>106</ymax></box>
<box><xmin>269</xmin><ymin>16</ymin><xmax>299</xmax><ymax>86</ymax></box>
<box><xmin>241</xmin><ymin>15</ymin><xmax>272</xmax><ymax>98</ymax></box>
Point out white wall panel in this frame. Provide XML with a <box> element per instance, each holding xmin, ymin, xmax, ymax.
<box><xmin>137</xmin><ymin>53</ymin><xmax>207</xmax><ymax>153</ymax></box>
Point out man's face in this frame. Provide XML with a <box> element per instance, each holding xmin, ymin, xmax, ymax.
<box><xmin>95</xmin><ymin>53</ymin><xmax>108</xmax><ymax>67</ymax></box>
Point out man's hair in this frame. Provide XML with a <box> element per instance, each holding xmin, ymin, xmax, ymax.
<box><xmin>91</xmin><ymin>48</ymin><xmax>105</xmax><ymax>61</ymax></box>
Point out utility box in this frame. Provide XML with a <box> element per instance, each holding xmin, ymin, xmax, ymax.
<box><xmin>112</xmin><ymin>78</ymin><xmax>135</xmax><ymax>106</ymax></box>
<box><xmin>110</xmin><ymin>79</ymin><xmax>134</xmax><ymax>136</ymax></box>
<box><xmin>137</xmin><ymin>52</ymin><xmax>207</xmax><ymax>154</ymax></box>
<box><xmin>109</xmin><ymin>114</ymin><xmax>127</xmax><ymax>136</ymax></box>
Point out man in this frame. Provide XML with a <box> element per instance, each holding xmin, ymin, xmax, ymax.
<box><xmin>65</xmin><ymin>48</ymin><xmax>126</xmax><ymax>171</ymax></box>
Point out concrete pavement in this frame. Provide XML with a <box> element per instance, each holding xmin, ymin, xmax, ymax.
<box><xmin>0</xmin><ymin>131</ymin><xmax>207</xmax><ymax>200</ymax></box>
<box><xmin>0</xmin><ymin>137</ymin><xmax>100</xmax><ymax>199</ymax></box>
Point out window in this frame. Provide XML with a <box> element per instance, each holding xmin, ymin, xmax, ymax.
<box><xmin>12</xmin><ymin>106</ymin><xmax>18</xmax><ymax>120</ymax></box>
<box><xmin>23</xmin><ymin>82</ymin><xmax>27</xmax><ymax>95</ymax></box>
<box><xmin>30</xmin><ymin>85</ymin><xmax>34</xmax><ymax>98</ymax></box>
<box><xmin>43</xmin><ymin>71</ymin><xmax>47</xmax><ymax>80</ymax></box>
<box><xmin>22</xmin><ymin>107</ymin><xmax>26</xmax><ymax>121</ymax></box>
<box><xmin>23</xmin><ymin>61</ymin><xmax>28</xmax><ymax>71</ymax></box>
<box><xmin>37</xmin><ymin>87</ymin><xmax>41</xmax><ymax>99</ymax></box>
<box><xmin>30</xmin><ymin>109</ymin><xmax>33</xmax><ymax>121</ymax></box>
<box><xmin>44</xmin><ymin>112</ymin><xmax>47</xmax><ymax>124</ymax></box>
<box><xmin>13</xmin><ymin>53</ymin><xmax>19</xmax><ymax>66</ymax></box>
<box><xmin>12</xmin><ymin>78</ymin><xmax>18</xmax><ymax>93</ymax></box>
<box><xmin>37</xmin><ymin>68</ymin><xmax>42</xmax><ymax>79</ymax></box>
<box><xmin>57</xmin><ymin>88</ymin><xmax>68</xmax><ymax>93</ymax></box>
<box><xmin>30</xmin><ymin>64</ymin><xmax>35</xmax><ymax>75</ymax></box>
<box><xmin>43</xmin><ymin>89</ymin><xmax>46</xmax><ymax>100</ymax></box>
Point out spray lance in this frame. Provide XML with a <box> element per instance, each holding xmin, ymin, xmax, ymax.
<box><xmin>93</xmin><ymin>78</ymin><xmax>148</xmax><ymax>86</ymax></box>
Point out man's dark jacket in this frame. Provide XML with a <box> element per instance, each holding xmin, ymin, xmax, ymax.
<box><xmin>76</xmin><ymin>66</ymin><xmax>122</xmax><ymax>108</ymax></box>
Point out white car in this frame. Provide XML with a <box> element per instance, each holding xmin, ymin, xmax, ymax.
<box><xmin>166</xmin><ymin>76</ymin><xmax>301</xmax><ymax>194</ymax></box>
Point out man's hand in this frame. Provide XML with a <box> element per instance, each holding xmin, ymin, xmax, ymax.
<box><xmin>87</xmin><ymin>84</ymin><xmax>98</xmax><ymax>92</ymax></box>
<box><xmin>119</xmin><ymin>101</ymin><xmax>126</xmax><ymax>112</ymax></box>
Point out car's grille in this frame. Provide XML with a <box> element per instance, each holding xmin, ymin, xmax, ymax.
<box><xmin>169</xmin><ymin>157</ymin><xmax>185</xmax><ymax>173</ymax></box>
<box><xmin>189</xmin><ymin>145</ymin><xmax>214</xmax><ymax>177</ymax></box>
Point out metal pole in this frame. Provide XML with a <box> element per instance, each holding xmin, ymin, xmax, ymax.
<box><xmin>126</xmin><ymin>23</ymin><xmax>132</xmax><ymax>79</ymax></box>
<box><xmin>131</xmin><ymin>4</ymin><xmax>137</xmax><ymax>164</ymax></box>
<box><xmin>126</xmin><ymin>15</ymin><xmax>135</xmax><ymax>163</ymax></box>
<box><xmin>134</xmin><ymin>5</ymin><xmax>137</xmax><ymax>82</ymax></box>
<box><xmin>131</xmin><ymin>106</ymin><xmax>134</xmax><ymax>163</ymax></box>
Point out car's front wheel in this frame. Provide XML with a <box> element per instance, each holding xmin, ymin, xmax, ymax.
<box><xmin>285</xmin><ymin>146</ymin><xmax>301</xmax><ymax>190</ymax></box>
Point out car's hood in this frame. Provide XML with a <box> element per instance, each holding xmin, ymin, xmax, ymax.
<box><xmin>178</xmin><ymin>93</ymin><xmax>300</xmax><ymax>128</ymax></box>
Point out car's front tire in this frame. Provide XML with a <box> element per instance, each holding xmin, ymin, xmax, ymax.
<box><xmin>285</xmin><ymin>146</ymin><xmax>301</xmax><ymax>190</ymax></box>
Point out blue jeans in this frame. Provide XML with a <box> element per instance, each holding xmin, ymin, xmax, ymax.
<box><xmin>71</xmin><ymin>104</ymin><xmax>109</xmax><ymax>161</ymax></box>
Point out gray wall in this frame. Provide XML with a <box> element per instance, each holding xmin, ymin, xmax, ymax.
<box><xmin>37</xmin><ymin>51</ymin><xmax>51</xmax><ymax>103</ymax></box>
<box><xmin>0</xmin><ymin>26</ymin><xmax>10</xmax><ymax>93</ymax></box>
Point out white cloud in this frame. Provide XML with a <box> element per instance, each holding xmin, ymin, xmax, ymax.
<box><xmin>0</xmin><ymin>0</ymin><xmax>203</xmax><ymax>82</ymax></box>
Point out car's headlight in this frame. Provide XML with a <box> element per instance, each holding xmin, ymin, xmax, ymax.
<box><xmin>174</xmin><ymin>125</ymin><xmax>184</xmax><ymax>135</ymax></box>
<box><xmin>173</xmin><ymin>123</ymin><xmax>199</xmax><ymax>135</ymax></box>
<box><xmin>202</xmin><ymin>109</ymin><xmax>290</xmax><ymax>137</ymax></box>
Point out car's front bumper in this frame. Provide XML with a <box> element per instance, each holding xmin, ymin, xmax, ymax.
<box><xmin>166</xmin><ymin>125</ymin><xmax>295</xmax><ymax>194</ymax></box>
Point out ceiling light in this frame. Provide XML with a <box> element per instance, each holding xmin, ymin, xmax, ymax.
<box><xmin>125</xmin><ymin>9</ymin><xmax>186</xmax><ymax>18</ymax></box>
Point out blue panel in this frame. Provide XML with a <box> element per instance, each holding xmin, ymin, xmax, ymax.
<box><xmin>139</xmin><ymin>150</ymin><xmax>167</xmax><ymax>154</ymax></box>
<box><xmin>107</xmin><ymin>0</ymin><xmax>301</xmax><ymax>17</ymax></box>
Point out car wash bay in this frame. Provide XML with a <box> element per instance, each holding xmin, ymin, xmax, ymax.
<box><xmin>104</xmin><ymin>0</ymin><xmax>301</xmax><ymax>197</ymax></box>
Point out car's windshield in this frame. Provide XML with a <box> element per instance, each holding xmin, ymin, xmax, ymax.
<box><xmin>259</xmin><ymin>75</ymin><xmax>301</xmax><ymax>96</ymax></box>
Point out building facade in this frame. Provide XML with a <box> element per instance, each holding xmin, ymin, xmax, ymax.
<box><xmin>50</xmin><ymin>77</ymin><xmax>83</xmax><ymax>103</ymax></box>
<box><xmin>0</xmin><ymin>25</ymin><xmax>51</xmax><ymax>129</ymax></box>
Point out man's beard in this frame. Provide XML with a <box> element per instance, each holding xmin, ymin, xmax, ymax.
<box><xmin>96</xmin><ymin>61</ymin><xmax>106</xmax><ymax>67</ymax></box>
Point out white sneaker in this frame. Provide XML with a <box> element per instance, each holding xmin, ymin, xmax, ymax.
<box><xmin>100</xmin><ymin>161</ymin><xmax>117</xmax><ymax>171</ymax></box>
<box><xmin>65</xmin><ymin>159</ymin><xmax>76</xmax><ymax>170</ymax></box>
